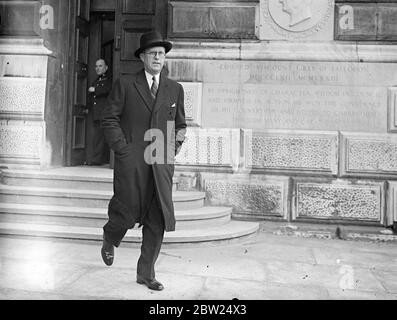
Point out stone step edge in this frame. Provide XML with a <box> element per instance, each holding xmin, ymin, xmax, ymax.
<box><xmin>0</xmin><ymin>185</ymin><xmax>205</xmax><ymax>201</ymax></box>
<box><xmin>2</xmin><ymin>170</ymin><xmax>179</xmax><ymax>184</ymax></box>
<box><xmin>0</xmin><ymin>203</ymin><xmax>232</xmax><ymax>221</ymax></box>
<box><xmin>0</xmin><ymin>221</ymin><xmax>260</xmax><ymax>243</ymax></box>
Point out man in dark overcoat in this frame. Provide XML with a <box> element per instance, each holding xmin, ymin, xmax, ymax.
<box><xmin>100</xmin><ymin>31</ymin><xmax>187</xmax><ymax>291</ymax></box>
<box><xmin>87</xmin><ymin>59</ymin><xmax>112</xmax><ymax>165</ymax></box>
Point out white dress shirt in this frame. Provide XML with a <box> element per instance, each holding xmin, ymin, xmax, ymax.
<box><xmin>144</xmin><ymin>71</ymin><xmax>160</xmax><ymax>89</ymax></box>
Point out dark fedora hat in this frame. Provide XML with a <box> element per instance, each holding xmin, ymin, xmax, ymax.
<box><xmin>134</xmin><ymin>31</ymin><xmax>172</xmax><ymax>59</ymax></box>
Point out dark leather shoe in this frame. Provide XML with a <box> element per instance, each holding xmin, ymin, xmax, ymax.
<box><xmin>137</xmin><ymin>275</ymin><xmax>164</xmax><ymax>291</ymax></box>
<box><xmin>101</xmin><ymin>240</ymin><xmax>114</xmax><ymax>266</ymax></box>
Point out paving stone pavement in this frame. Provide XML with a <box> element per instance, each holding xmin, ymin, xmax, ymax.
<box><xmin>0</xmin><ymin>232</ymin><xmax>396</xmax><ymax>300</ymax></box>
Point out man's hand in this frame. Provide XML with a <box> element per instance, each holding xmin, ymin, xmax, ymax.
<box><xmin>88</xmin><ymin>87</ymin><xmax>95</xmax><ymax>93</ymax></box>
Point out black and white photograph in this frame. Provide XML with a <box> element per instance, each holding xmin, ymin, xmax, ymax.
<box><xmin>0</xmin><ymin>0</ymin><xmax>396</xmax><ymax>307</ymax></box>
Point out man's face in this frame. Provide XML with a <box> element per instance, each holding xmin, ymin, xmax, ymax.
<box><xmin>95</xmin><ymin>60</ymin><xmax>108</xmax><ymax>75</ymax></box>
<box><xmin>279</xmin><ymin>0</ymin><xmax>299</xmax><ymax>14</ymax></box>
<box><xmin>140</xmin><ymin>46</ymin><xmax>166</xmax><ymax>75</ymax></box>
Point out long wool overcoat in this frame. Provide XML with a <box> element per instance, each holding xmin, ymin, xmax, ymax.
<box><xmin>101</xmin><ymin>69</ymin><xmax>186</xmax><ymax>232</ymax></box>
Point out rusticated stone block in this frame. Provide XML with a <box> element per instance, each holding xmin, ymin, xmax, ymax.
<box><xmin>175</xmin><ymin>128</ymin><xmax>240</xmax><ymax>170</ymax></box>
<box><xmin>341</xmin><ymin>133</ymin><xmax>397</xmax><ymax>178</ymax></box>
<box><xmin>0</xmin><ymin>122</ymin><xmax>43</xmax><ymax>158</ymax></box>
<box><xmin>293</xmin><ymin>179</ymin><xmax>385</xmax><ymax>224</ymax></box>
<box><xmin>202</xmin><ymin>174</ymin><xmax>289</xmax><ymax>219</ymax></box>
<box><xmin>179</xmin><ymin>82</ymin><xmax>202</xmax><ymax>127</ymax></box>
<box><xmin>0</xmin><ymin>77</ymin><xmax>46</xmax><ymax>116</ymax></box>
<box><xmin>244</xmin><ymin>130</ymin><xmax>338</xmax><ymax>175</ymax></box>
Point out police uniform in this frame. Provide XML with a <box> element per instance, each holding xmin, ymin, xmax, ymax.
<box><xmin>88</xmin><ymin>72</ymin><xmax>112</xmax><ymax>165</ymax></box>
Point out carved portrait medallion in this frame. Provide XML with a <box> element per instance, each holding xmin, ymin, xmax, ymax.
<box><xmin>261</xmin><ymin>0</ymin><xmax>334</xmax><ymax>40</ymax></box>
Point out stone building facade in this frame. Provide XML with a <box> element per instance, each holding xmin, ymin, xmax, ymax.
<box><xmin>1</xmin><ymin>0</ymin><xmax>397</xmax><ymax>228</ymax></box>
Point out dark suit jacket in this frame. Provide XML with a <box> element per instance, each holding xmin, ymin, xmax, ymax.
<box><xmin>101</xmin><ymin>69</ymin><xmax>187</xmax><ymax>232</ymax></box>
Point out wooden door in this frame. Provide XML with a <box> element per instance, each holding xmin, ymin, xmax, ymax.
<box><xmin>109</xmin><ymin>0</ymin><xmax>167</xmax><ymax>168</ymax></box>
<box><xmin>68</xmin><ymin>0</ymin><xmax>90</xmax><ymax>166</ymax></box>
<box><xmin>113</xmin><ymin>0</ymin><xmax>168</xmax><ymax>78</ymax></box>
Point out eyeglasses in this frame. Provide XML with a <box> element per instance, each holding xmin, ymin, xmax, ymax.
<box><xmin>145</xmin><ymin>51</ymin><xmax>166</xmax><ymax>58</ymax></box>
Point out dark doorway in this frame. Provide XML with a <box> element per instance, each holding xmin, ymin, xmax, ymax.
<box><xmin>66</xmin><ymin>0</ymin><xmax>91</xmax><ymax>167</ymax></box>
<box><xmin>85</xmin><ymin>11</ymin><xmax>115</xmax><ymax>166</ymax></box>
<box><xmin>66</xmin><ymin>0</ymin><xmax>167</xmax><ymax>167</ymax></box>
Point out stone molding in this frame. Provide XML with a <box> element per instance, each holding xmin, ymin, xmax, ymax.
<box><xmin>0</xmin><ymin>38</ymin><xmax>52</xmax><ymax>56</ymax></box>
<box><xmin>168</xmin><ymin>40</ymin><xmax>397</xmax><ymax>63</ymax></box>
<box><xmin>389</xmin><ymin>87</ymin><xmax>397</xmax><ymax>133</ymax></box>
<box><xmin>388</xmin><ymin>182</ymin><xmax>397</xmax><ymax>226</ymax></box>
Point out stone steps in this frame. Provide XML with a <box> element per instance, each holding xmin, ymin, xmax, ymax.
<box><xmin>0</xmin><ymin>203</ymin><xmax>233</xmax><ymax>229</ymax></box>
<box><xmin>0</xmin><ymin>167</ymin><xmax>259</xmax><ymax>245</ymax></box>
<box><xmin>0</xmin><ymin>185</ymin><xmax>205</xmax><ymax>210</ymax></box>
<box><xmin>0</xmin><ymin>221</ymin><xmax>259</xmax><ymax>244</ymax></box>
<box><xmin>0</xmin><ymin>168</ymin><xmax>179</xmax><ymax>191</ymax></box>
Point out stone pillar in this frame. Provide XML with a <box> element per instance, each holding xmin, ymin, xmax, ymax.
<box><xmin>0</xmin><ymin>0</ymin><xmax>70</xmax><ymax>170</ymax></box>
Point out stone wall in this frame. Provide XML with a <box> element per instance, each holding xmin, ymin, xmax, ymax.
<box><xmin>170</xmin><ymin>0</ymin><xmax>397</xmax><ymax>227</ymax></box>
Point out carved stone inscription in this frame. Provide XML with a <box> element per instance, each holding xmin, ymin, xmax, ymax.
<box><xmin>202</xmin><ymin>61</ymin><xmax>397</xmax><ymax>87</ymax></box>
<box><xmin>203</xmin><ymin>84</ymin><xmax>386</xmax><ymax>132</ymax></box>
<box><xmin>201</xmin><ymin>60</ymin><xmax>394</xmax><ymax>132</ymax></box>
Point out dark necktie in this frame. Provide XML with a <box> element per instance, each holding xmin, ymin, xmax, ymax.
<box><xmin>151</xmin><ymin>76</ymin><xmax>158</xmax><ymax>100</ymax></box>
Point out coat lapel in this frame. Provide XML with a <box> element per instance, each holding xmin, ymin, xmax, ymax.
<box><xmin>153</xmin><ymin>71</ymin><xmax>170</xmax><ymax>115</ymax></box>
<box><xmin>134</xmin><ymin>70</ymin><xmax>154</xmax><ymax>113</ymax></box>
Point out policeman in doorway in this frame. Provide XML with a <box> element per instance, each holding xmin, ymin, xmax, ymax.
<box><xmin>87</xmin><ymin>59</ymin><xmax>112</xmax><ymax>165</ymax></box>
